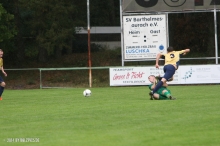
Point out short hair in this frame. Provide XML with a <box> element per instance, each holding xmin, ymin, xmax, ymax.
<box><xmin>148</xmin><ymin>75</ymin><xmax>155</xmax><ymax>79</ymax></box>
<box><xmin>167</xmin><ymin>46</ymin><xmax>174</xmax><ymax>52</ymax></box>
<box><xmin>161</xmin><ymin>55</ymin><xmax>165</xmax><ymax>59</ymax></box>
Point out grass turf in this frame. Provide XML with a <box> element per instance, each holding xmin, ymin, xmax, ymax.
<box><xmin>0</xmin><ymin>85</ymin><xmax>220</xmax><ymax>146</ymax></box>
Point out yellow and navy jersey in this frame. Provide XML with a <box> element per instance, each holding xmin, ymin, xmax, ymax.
<box><xmin>0</xmin><ymin>58</ymin><xmax>3</xmax><ymax>67</ymax></box>
<box><xmin>161</xmin><ymin>50</ymin><xmax>186</xmax><ymax>68</ymax></box>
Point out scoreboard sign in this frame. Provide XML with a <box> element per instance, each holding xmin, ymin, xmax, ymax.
<box><xmin>123</xmin><ymin>14</ymin><xmax>167</xmax><ymax>59</ymax></box>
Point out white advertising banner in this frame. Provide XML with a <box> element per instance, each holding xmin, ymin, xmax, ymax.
<box><xmin>109</xmin><ymin>67</ymin><xmax>149</xmax><ymax>86</ymax></box>
<box><xmin>109</xmin><ymin>65</ymin><xmax>220</xmax><ymax>86</ymax></box>
<box><xmin>178</xmin><ymin>65</ymin><xmax>220</xmax><ymax>84</ymax></box>
<box><xmin>123</xmin><ymin>14</ymin><xmax>167</xmax><ymax>59</ymax></box>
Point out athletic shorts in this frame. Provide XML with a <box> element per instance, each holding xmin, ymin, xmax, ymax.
<box><xmin>157</xmin><ymin>87</ymin><xmax>171</xmax><ymax>100</ymax></box>
<box><xmin>156</xmin><ymin>87</ymin><xmax>171</xmax><ymax>95</ymax></box>
<box><xmin>0</xmin><ymin>76</ymin><xmax>3</xmax><ymax>83</ymax></box>
<box><xmin>163</xmin><ymin>65</ymin><xmax>176</xmax><ymax>80</ymax></box>
<box><xmin>159</xmin><ymin>95</ymin><xmax>170</xmax><ymax>100</ymax></box>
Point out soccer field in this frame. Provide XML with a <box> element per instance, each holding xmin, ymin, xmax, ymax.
<box><xmin>0</xmin><ymin>85</ymin><xmax>220</xmax><ymax>146</ymax></box>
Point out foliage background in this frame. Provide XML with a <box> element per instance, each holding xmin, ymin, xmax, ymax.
<box><xmin>1</xmin><ymin>1</ymin><xmax>220</xmax><ymax>88</ymax></box>
<box><xmin>0</xmin><ymin>0</ymin><xmax>220</xmax><ymax>66</ymax></box>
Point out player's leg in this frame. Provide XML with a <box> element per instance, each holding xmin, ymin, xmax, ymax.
<box><xmin>162</xmin><ymin>89</ymin><xmax>176</xmax><ymax>100</ymax></box>
<box><xmin>0</xmin><ymin>76</ymin><xmax>6</xmax><ymax>100</ymax></box>
<box><xmin>149</xmin><ymin>92</ymin><xmax>156</xmax><ymax>100</ymax></box>
<box><xmin>156</xmin><ymin>76</ymin><xmax>173</xmax><ymax>82</ymax></box>
<box><xmin>155</xmin><ymin>76</ymin><xmax>171</xmax><ymax>87</ymax></box>
<box><xmin>151</xmin><ymin>65</ymin><xmax>175</xmax><ymax>94</ymax></box>
<box><xmin>152</xmin><ymin>93</ymin><xmax>170</xmax><ymax>100</ymax></box>
<box><xmin>152</xmin><ymin>93</ymin><xmax>159</xmax><ymax>100</ymax></box>
<box><xmin>163</xmin><ymin>65</ymin><xmax>176</xmax><ymax>80</ymax></box>
<box><xmin>168</xmin><ymin>76</ymin><xmax>174</xmax><ymax>82</ymax></box>
<box><xmin>155</xmin><ymin>88</ymin><xmax>169</xmax><ymax>100</ymax></box>
<box><xmin>159</xmin><ymin>95</ymin><xmax>170</xmax><ymax>100</ymax></box>
<box><xmin>149</xmin><ymin>93</ymin><xmax>167</xmax><ymax>100</ymax></box>
<box><xmin>150</xmin><ymin>78</ymin><xmax>166</xmax><ymax>95</ymax></box>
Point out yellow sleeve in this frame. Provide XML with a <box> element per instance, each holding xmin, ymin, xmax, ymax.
<box><xmin>0</xmin><ymin>59</ymin><xmax>3</xmax><ymax>67</ymax></box>
<box><xmin>179</xmin><ymin>50</ymin><xmax>186</xmax><ymax>54</ymax></box>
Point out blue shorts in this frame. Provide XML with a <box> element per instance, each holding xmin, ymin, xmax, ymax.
<box><xmin>0</xmin><ymin>76</ymin><xmax>4</xmax><ymax>83</ymax></box>
<box><xmin>163</xmin><ymin>65</ymin><xmax>176</xmax><ymax>80</ymax></box>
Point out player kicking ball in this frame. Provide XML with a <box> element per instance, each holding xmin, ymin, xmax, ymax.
<box><xmin>148</xmin><ymin>75</ymin><xmax>176</xmax><ymax>100</ymax></box>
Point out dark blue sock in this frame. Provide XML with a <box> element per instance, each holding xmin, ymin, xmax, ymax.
<box><xmin>153</xmin><ymin>81</ymin><xmax>163</xmax><ymax>93</ymax></box>
<box><xmin>0</xmin><ymin>87</ymin><xmax>4</xmax><ymax>96</ymax></box>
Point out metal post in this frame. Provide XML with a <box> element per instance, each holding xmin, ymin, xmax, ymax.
<box><xmin>39</xmin><ymin>69</ymin><xmax>42</xmax><ymax>89</ymax></box>
<box><xmin>119</xmin><ymin>0</ymin><xmax>124</xmax><ymax>66</ymax></box>
<box><xmin>87</xmin><ymin>0</ymin><xmax>92</xmax><ymax>87</ymax></box>
<box><xmin>214</xmin><ymin>4</ymin><xmax>218</xmax><ymax>64</ymax></box>
<box><xmin>166</xmin><ymin>13</ymin><xmax>169</xmax><ymax>48</ymax></box>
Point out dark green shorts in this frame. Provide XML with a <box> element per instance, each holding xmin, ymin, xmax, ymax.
<box><xmin>156</xmin><ymin>87</ymin><xmax>171</xmax><ymax>95</ymax></box>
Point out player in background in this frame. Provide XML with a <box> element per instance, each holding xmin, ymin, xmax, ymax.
<box><xmin>0</xmin><ymin>49</ymin><xmax>7</xmax><ymax>100</ymax></box>
<box><xmin>148</xmin><ymin>75</ymin><xmax>175</xmax><ymax>100</ymax></box>
<box><xmin>150</xmin><ymin>46</ymin><xmax>190</xmax><ymax>99</ymax></box>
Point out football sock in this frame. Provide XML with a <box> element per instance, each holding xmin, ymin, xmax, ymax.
<box><xmin>164</xmin><ymin>91</ymin><xmax>171</xmax><ymax>98</ymax></box>
<box><xmin>152</xmin><ymin>81</ymin><xmax>163</xmax><ymax>93</ymax></box>
<box><xmin>0</xmin><ymin>86</ymin><xmax>4</xmax><ymax>96</ymax></box>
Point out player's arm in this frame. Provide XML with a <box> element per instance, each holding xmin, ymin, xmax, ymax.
<box><xmin>150</xmin><ymin>82</ymin><xmax>156</xmax><ymax>90</ymax></box>
<box><xmin>182</xmin><ymin>48</ymin><xmax>190</xmax><ymax>55</ymax></box>
<box><xmin>1</xmin><ymin>66</ymin><xmax>7</xmax><ymax>77</ymax></box>
<box><xmin>149</xmin><ymin>78</ymin><xmax>158</xmax><ymax>90</ymax></box>
<box><xmin>155</xmin><ymin>53</ymin><xmax>162</xmax><ymax>68</ymax></box>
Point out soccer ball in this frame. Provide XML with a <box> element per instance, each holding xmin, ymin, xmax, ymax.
<box><xmin>83</xmin><ymin>89</ymin><xmax>92</xmax><ymax>97</ymax></box>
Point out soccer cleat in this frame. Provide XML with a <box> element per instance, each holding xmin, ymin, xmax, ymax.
<box><xmin>169</xmin><ymin>96</ymin><xmax>176</xmax><ymax>100</ymax></box>
<box><xmin>0</xmin><ymin>97</ymin><xmax>2</xmax><ymax>100</ymax></box>
<box><xmin>149</xmin><ymin>95</ymin><xmax>154</xmax><ymax>100</ymax></box>
<box><xmin>149</xmin><ymin>91</ymin><xmax>153</xmax><ymax>96</ymax></box>
<box><xmin>149</xmin><ymin>91</ymin><xmax>154</xmax><ymax>100</ymax></box>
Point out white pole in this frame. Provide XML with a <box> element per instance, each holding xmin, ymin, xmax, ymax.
<box><xmin>214</xmin><ymin>4</ymin><xmax>218</xmax><ymax>64</ymax></box>
<box><xmin>87</xmin><ymin>0</ymin><xmax>92</xmax><ymax>87</ymax></box>
<box><xmin>119</xmin><ymin>0</ymin><xmax>124</xmax><ymax>66</ymax></box>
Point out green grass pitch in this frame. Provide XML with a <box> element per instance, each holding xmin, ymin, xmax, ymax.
<box><xmin>0</xmin><ymin>85</ymin><xmax>220</xmax><ymax>146</ymax></box>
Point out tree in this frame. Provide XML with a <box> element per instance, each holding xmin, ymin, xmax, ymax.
<box><xmin>1</xmin><ymin>0</ymin><xmax>120</xmax><ymax>63</ymax></box>
<box><xmin>17</xmin><ymin>0</ymin><xmax>86</xmax><ymax>62</ymax></box>
<box><xmin>0</xmin><ymin>3</ymin><xmax>17</xmax><ymax>52</ymax></box>
<box><xmin>169</xmin><ymin>12</ymin><xmax>214</xmax><ymax>57</ymax></box>
<box><xmin>90</xmin><ymin>0</ymin><xmax>120</xmax><ymax>26</ymax></box>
